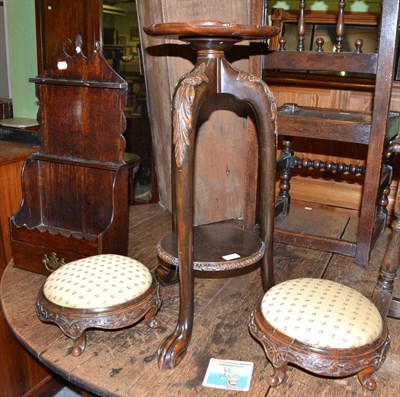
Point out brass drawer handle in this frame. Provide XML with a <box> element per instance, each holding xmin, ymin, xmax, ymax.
<box><xmin>42</xmin><ymin>252</ymin><xmax>66</xmax><ymax>272</ymax></box>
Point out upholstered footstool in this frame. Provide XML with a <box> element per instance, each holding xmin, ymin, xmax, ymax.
<box><xmin>249</xmin><ymin>278</ymin><xmax>390</xmax><ymax>391</ymax></box>
<box><xmin>36</xmin><ymin>254</ymin><xmax>162</xmax><ymax>356</ymax></box>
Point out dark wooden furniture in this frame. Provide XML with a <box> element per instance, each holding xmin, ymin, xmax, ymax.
<box><xmin>10</xmin><ymin>36</ymin><xmax>130</xmax><ymax>276</ymax></box>
<box><xmin>255</xmin><ymin>7</ymin><xmax>400</xmax><ymax>220</ymax></box>
<box><xmin>0</xmin><ymin>142</ymin><xmax>37</xmax><ymax>269</ymax></box>
<box><xmin>373</xmin><ymin>135</ymin><xmax>400</xmax><ymax>320</ymax></box>
<box><xmin>265</xmin><ymin>0</ymin><xmax>400</xmax><ymax>265</ymax></box>
<box><xmin>35</xmin><ymin>0</ymin><xmax>101</xmax><ymax>74</ymax></box>
<box><xmin>137</xmin><ymin>0</ymin><xmax>267</xmax><ymax>227</ymax></box>
<box><xmin>267</xmin><ymin>8</ymin><xmax>381</xmax><ymax>88</ymax></box>
<box><xmin>0</xmin><ymin>141</ymin><xmax>62</xmax><ymax>397</ymax></box>
<box><xmin>1</xmin><ymin>204</ymin><xmax>400</xmax><ymax>396</ymax></box>
<box><xmin>250</xmin><ymin>278</ymin><xmax>390</xmax><ymax>391</ymax></box>
<box><xmin>144</xmin><ymin>20</ymin><xmax>279</xmax><ymax>370</ymax></box>
<box><xmin>36</xmin><ymin>254</ymin><xmax>161</xmax><ymax>356</ymax></box>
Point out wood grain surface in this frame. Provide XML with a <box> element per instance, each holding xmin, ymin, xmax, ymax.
<box><xmin>136</xmin><ymin>0</ymin><xmax>260</xmax><ymax>225</ymax></box>
<box><xmin>0</xmin><ymin>141</ymin><xmax>62</xmax><ymax>397</ymax></box>
<box><xmin>1</xmin><ymin>203</ymin><xmax>399</xmax><ymax>397</ymax></box>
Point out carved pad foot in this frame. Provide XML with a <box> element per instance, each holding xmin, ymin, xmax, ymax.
<box><xmin>157</xmin><ymin>325</ymin><xmax>189</xmax><ymax>370</ymax></box>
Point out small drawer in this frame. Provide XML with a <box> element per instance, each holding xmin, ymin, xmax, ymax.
<box><xmin>11</xmin><ymin>240</ymin><xmax>94</xmax><ymax>276</ymax></box>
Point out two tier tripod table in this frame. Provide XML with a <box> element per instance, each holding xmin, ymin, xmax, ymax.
<box><xmin>144</xmin><ymin>20</ymin><xmax>279</xmax><ymax>369</ymax></box>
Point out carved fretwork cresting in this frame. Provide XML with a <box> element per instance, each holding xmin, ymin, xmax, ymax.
<box><xmin>173</xmin><ymin>62</ymin><xmax>209</xmax><ymax>168</ymax></box>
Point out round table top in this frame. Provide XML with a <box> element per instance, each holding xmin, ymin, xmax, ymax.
<box><xmin>157</xmin><ymin>224</ymin><xmax>265</xmax><ymax>271</ymax></box>
<box><xmin>143</xmin><ymin>20</ymin><xmax>280</xmax><ymax>41</ymax></box>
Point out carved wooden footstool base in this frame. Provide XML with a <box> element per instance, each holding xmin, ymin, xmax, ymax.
<box><xmin>249</xmin><ymin>278</ymin><xmax>390</xmax><ymax>391</ymax></box>
<box><xmin>36</xmin><ymin>254</ymin><xmax>162</xmax><ymax>356</ymax></box>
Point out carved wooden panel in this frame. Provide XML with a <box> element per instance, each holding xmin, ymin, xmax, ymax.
<box><xmin>35</xmin><ymin>0</ymin><xmax>101</xmax><ymax>74</ymax></box>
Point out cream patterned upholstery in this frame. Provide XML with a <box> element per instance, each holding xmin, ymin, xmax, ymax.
<box><xmin>261</xmin><ymin>278</ymin><xmax>383</xmax><ymax>349</ymax></box>
<box><xmin>43</xmin><ymin>254</ymin><xmax>153</xmax><ymax>309</ymax></box>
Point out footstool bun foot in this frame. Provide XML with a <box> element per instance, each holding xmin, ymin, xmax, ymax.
<box><xmin>36</xmin><ymin>254</ymin><xmax>162</xmax><ymax>355</ymax></box>
<box><xmin>270</xmin><ymin>365</ymin><xmax>287</xmax><ymax>387</ymax></box>
<box><xmin>71</xmin><ymin>334</ymin><xmax>86</xmax><ymax>357</ymax></box>
<box><xmin>145</xmin><ymin>303</ymin><xmax>162</xmax><ymax>329</ymax></box>
<box><xmin>358</xmin><ymin>366</ymin><xmax>378</xmax><ymax>391</ymax></box>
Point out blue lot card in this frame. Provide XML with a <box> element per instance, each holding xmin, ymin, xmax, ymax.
<box><xmin>202</xmin><ymin>358</ymin><xmax>254</xmax><ymax>391</ymax></box>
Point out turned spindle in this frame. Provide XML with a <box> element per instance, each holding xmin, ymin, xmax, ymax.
<box><xmin>297</xmin><ymin>0</ymin><xmax>306</xmax><ymax>51</ymax></box>
<box><xmin>335</xmin><ymin>0</ymin><xmax>346</xmax><ymax>52</ymax></box>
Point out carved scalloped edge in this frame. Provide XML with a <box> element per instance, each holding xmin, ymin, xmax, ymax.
<box><xmin>143</xmin><ymin>21</ymin><xmax>280</xmax><ymax>41</ymax></box>
<box><xmin>36</xmin><ymin>301</ymin><xmax>158</xmax><ymax>337</ymax></box>
<box><xmin>249</xmin><ymin>307</ymin><xmax>391</xmax><ymax>379</ymax></box>
<box><xmin>11</xmin><ymin>221</ymin><xmax>98</xmax><ymax>243</ymax></box>
<box><xmin>156</xmin><ymin>240</ymin><xmax>266</xmax><ymax>271</ymax></box>
<box><xmin>37</xmin><ymin>35</ymin><xmax>126</xmax><ymax>86</ymax></box>
<box><xmin>36</xmin><ymin>279</ymin><xmax>162</xmax><ymax>339</ymax></box>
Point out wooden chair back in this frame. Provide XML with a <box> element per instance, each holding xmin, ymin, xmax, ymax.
<box><xmin>263</xmin><ymin>0</ymin><xmax>400</xmax><ymax>264</ymax></box>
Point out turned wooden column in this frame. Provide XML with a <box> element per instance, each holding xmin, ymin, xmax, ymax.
<box><xmin>372</xmin><ymin>136</ymin><xmax>400</xmax><ymax>319</ymax></box>
<box><xmin>144</xmin><ymin>21</ymin><xmax>279</xmax><ymax>370</ymax></box>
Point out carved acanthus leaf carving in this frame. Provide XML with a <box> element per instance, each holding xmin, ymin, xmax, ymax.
<box><xmin>237</xmin><ymin>72</ymin><xmax>278</xmax><ymax>140</ymax></box>
<box><xmin>36</xmin><ymin>288</ymin><xmax>162</xmax><ymax>340</ymax></box>
<box><xmin>173</xmin><ymin>62</ymin><xmax>209</xmax><ymax>168</ymax></box>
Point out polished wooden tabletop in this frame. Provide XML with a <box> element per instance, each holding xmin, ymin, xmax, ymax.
<box><xmin>1</xmin><ymin>204</ymin><xmax>399</xmax><ymax>397</ymax></box>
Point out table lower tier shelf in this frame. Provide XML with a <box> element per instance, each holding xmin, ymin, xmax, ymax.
<box><xmin>156</xmin><ymin>223</ymin><xmax>265</xmax><ymax>271</ymax></box>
